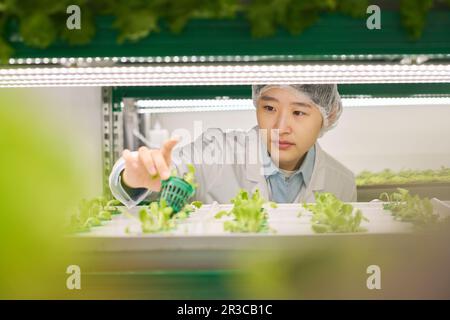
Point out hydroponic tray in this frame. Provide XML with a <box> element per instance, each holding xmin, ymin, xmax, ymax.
<box><xmin>73</xmin><ymin>200</ymin><xmax>450</xmax><ymax>248</ymax></box>
<box><xmin>70</xmin><ymin>200</ymin><xmax>450</xmax><ymax>271</ymax></box>
<box><xmin>357</xmin><ymin>182</ymin><xmax>450</xmax><ymax>201</ymax></box>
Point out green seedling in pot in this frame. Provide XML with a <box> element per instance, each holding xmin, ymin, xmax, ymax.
<box><xmin>159</xmin><ymin>164</ymin><xmax>198</xmax><ymax>213</ymax></box>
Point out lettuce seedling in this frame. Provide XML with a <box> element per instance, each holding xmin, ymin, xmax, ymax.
<box><xmin>191</xmin><ymin>201</ymin><xmax>203</xmax><ymax>208</ymax></box>
<box><xmin>137</xmin><ymin>199</ymin><xmax>202</xmax><ymax>233</ymax></box>
<box><xmin>68</xmin><ymin>196</ymin><xmax>122</xmax><ymax>233</ymax></box>
<box><xmin>98</xmin><ymin>210</ymin><xmax>112</xmax><ymax>221</ymax></box>
<box><xmin>139</xmin><ymin>199</ymin><xmax>175</xmax><ymax>233</ymax></box>
<box><xmin>104</xmin><ymin>199</ymin><xmax>122</xmax><ymax>215</ymax></box>
<box><xmin>356</xmin><ymin>166</ymin><xmax>450</xmax><ymax>186</ymax></box>
<box><xmin>215</xmin><ymin>189</ymin><xmax>276</xmax><ymax>233</ymax></box>
<box><xmin>183</xmin><ymin>163</ymin><xmax>198</xmax><ymax>189</ymax></box>
<box><xmin>174</xmin><ymin>201</ymin><xmax>203</xmax><ymax>220</ymax></box>
<box><xmin>159</xmin><ymin>164</ymin><xmax>197</xmax><ymax>189</ymax></box>
<box><xmin>304</xmin><ymin>192</ymin><xmax>368</xmax><ymax>233</ymax></box>
<box><xmin>76</xmin><ymin>198</ymin><xmax>103</xmax><ymax>229</ymax></box>
<box><xmin>379</xmin><ymin>188</ymin><xmax>439</xmax><ymax>227</ymax></box>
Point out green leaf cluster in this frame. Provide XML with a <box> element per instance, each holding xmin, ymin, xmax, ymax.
<box><xmin>215</xmin><ymin>189</ymin><xmax>277</xmax><ymax>233</ymax></box>
<box><xmin>1</xmin><ymin>0</ymin><xmax>449</xmax><ymax>62</ymax></box>
<box><xmin>139</xmin><ymin>198</ymin><xmax>174</xmax><ymax>233</ymax></box>
<box><xmin>304</xmin><ymin>192</ymin><xmax>368</xmax><ymax>233</ymax></box>
<box><xmin>154</xmin><ymin>163</ymin><xmax>198</xmax><ymax>189</ymax></box>
<box><xmin>183</xmin><ymin>163</ymin><xmax>198</xmax><ymax>189</ymax></box>
<box><xmin>0</xmin><ymin>0</ymin><xmax>238</xmax><ymax>62</ymax></box>
<box><xmin>138</xmin><ymin>199</ymin><xmax>202</xmax><ymax>233</ymax></box>
<box><xmin>379</xmin><ymin>188</ymin><xmax>439</xmax><ymax>227</ymax></box>
<box><xmin>246</xmin><ymin>0</ymin><xmax>367</xmax><ymax>38</ymax></box>
<box><xmin>68</xmin><ymin>196</ymin><xmax>122</xmax><ymax>233</ymax></box>
<box><xmin>356</xmin><ymin>167</ymin><xmax>450</xmax><ymax>186</ymax></box>
<box><xmin>173</xmin><ymin>200</ymin><xmax>203</xmax><ymax>220</ymax></box>
<box><xmin>400</xmin><ymin>0</ymin><xmax>433</xmax><ymax>40</ymax></box>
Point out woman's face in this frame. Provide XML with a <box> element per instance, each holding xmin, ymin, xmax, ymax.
<box><xmin>256</xmin><ymin>87</ymin><xmax>323</xmax><ymax>170</ymax></box>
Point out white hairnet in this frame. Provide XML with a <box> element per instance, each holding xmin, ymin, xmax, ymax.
<box><xmin>251</xmin><ymin>84</ymin><xmax>343</xmax><ymax>136</ymax></box>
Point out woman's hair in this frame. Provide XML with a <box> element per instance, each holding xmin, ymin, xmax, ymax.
<box><xmin>252</xmin><ymin>84</ymin><xmax>343</xmax><ymax>136</ymax></box>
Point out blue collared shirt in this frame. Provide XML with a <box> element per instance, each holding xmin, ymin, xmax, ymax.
<box><xmin>260</xmin><ymin>140</ymin><xmax>316</xmax><ymax>203</ymax></box>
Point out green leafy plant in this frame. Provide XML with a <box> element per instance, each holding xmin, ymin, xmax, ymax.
<box><xmin>356</xmin><ymin>167</ymin><xmax>450</xmax><ymax>186</ymax></box>
<box><xmin>0</xmin><ymin>0</ymin><xmax>238</xmax><ymax>62</ymax></box>
<box><xmin>1</xmin><ymin>0</ymin><xmax>449</xmax><ymax>62</ymax></box>
<box><xmin>379</xmin><ymin>188</ymin><xmax>439</xmax><ymax>227</ymax></box>
<box><xmin>246</xmin><ymin>0</ymin><xmax>341</xmax><ymax>38</ymax></box>
<box><xmin>304</xmin><ymin>192</ymin><xmax>368</xmax><ymax>233</ymax></box>
<box><xmin>103</xmin><ymin>199</ymin><xmax>122</xmax><ymax>215</ymax></box>
<box><xmin>400</xmin><ymin>0</ymin><xmax>433</xmax><ymax>40</ymax></box>
<box><xmin>215</xmin><ymin>189</ymin><xmax>277</xmax><ymax>233</ymax></box>
<box><xmin>153</xmin><ymin>164</ymin><xmax>197</xmax><ymax>188</ymax></box>
<box><xmin>137</xmin><ymin>199</ymin><xmax>202</xmax><ymax>233</ymax></box>
<box><xmin>183</xmin><ymin>163</ymin><xmax>198</xmax><ymax>189</ymax></box>
<box><xmin>67</xmin><ymin>196</ymin><xmax>122</xmax><ymax>233</ymax></box>
<box><xmin>139</xmin><ymin>199</ymin><xmax>174</xmax><ymax>233</ymax></box>
<box><xmin>174</xmin><ymin>200</ymin><xmax>203</xmax><ymax>220</ymax></box>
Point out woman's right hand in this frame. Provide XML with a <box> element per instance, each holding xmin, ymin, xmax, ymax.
<box><xmin>121</xmin><ymin>138</ymin><xmax>179</xmax><ymax>192</ymax></box>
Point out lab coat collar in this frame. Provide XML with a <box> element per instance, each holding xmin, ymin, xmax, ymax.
<box><xmin>245</xmin><ymin>126</ymin><xmax>270</xmax><ymax>199</ymax></box>
<box><xmin>245</xmin><ymin>125</ymin><xmax>326</xmax><ymax>201</ymax></box>
<box><xmin>305</xmin><ymin>143</ymin><xmax>326</xmax><ymax>192</ymax></box>
<box><xmin>293</xmin><ymin>144</ymin><xmax>326</xmax><ymax>203</ymax></box>
<box><xmin>259</xmin><ymin>135</ymin><xmax>316</xmax><ymax>187</ymax></box>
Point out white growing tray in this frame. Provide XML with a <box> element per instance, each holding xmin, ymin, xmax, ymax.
<box><xmin>71</xmin><ymin>200</ymin><xmax>450</xmax><ymax>269</ymax></box>
<box><xmin>77</xmin><ymin>201</ymin><xmax>421</xmax><ymax>238</ymax></box>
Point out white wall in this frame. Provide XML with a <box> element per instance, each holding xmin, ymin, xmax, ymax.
<box><xmin>320</xmin><ymin>105</ymin><xmax>450</xmax><ymax>173</ymax></box>
<box><xmin>4</xmin><ymin>86</ymin><xmax>448</xmax><ymax>191</ymax></box>
<box><xmin>3</xmin><ymin>87</ymin><xmax>104</xmax><ymax>198</ymax></box>
<box><xmin>154</xmin><ymin>104</ymin><xmax>450</xmax><ymax>175</ymax></box>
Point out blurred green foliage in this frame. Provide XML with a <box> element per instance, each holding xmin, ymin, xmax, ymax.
<box><xmin>399</xmin><ymin>0</ymin><xmax>434</xmax><ymax>40</ymax></box>
<box><xmin>1</xmin><ymin>0</ymin><xmax>449</xmax><ymax>62</ymax></box>
<box><xmin>232</xmin><ymin>229</ymin><xmax>450</xmax><ymax>299</ymax></box>
<box><xmin>356</xmin><ymin>167</ymin><xmax>450</xmax><ymax>186</ymax></box>
<box><xmin>0</xmin><ymin>91</ymin><xmax>86</xmax><ymax>298</ymax></box>
<box><xmin>68</xmin><ymin>197</ymin><xmax>121</xmax><ymax>233</ymax></box>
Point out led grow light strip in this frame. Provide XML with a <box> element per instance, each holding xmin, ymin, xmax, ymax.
<box><xmin>136</xmin><ymin>99</ymin><xmax>253</xmax><ymax>113</ymax></box>
<box><xmin>134</xmin><ymin>97</ymin><xmax>450</xmax><ymax>113</ymax></box>
<box><xmin>1</xmin><ymin>63</ymin><xmax>449</xmax><ymax>87</ymax></box>
<box><xmin>342</xmin><ymin>97</ymin><xmax>450</xmax><ymax>107</ymax></box>
<box><xmin>8</xmin><ymin>54</ymin><xmax>450</xmax><ymax>65</ymax></box>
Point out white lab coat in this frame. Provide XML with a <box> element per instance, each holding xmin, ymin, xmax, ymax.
<box><xmin>109</xmin><ymin>126</ymin><xmax>357</xmax><ymax>207</ymax></box>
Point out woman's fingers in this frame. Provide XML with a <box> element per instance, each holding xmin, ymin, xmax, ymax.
<box><xmin>122</xmin><ymin>149</ymin><xmax>132</xmax><ymax>162</ymax></box>
<box><xmin>138</xmin><ymin>146</ymin><xmax>158</xmax><ymax>177</ymax></box>
<box><xmin>122</xmin><ymin>149</ymin><xmax>146</xmax><ymax>188</ymax></box>
<box><xmin>151</xmin><ymin>149</ymin><xmax>170</xmax><ymax>180</ymax></box>
<box><xmin>161</xmin><ymin>137</ymin><xmax>179</xmax><ymax>163</ymax></box>
<box><xmin>123</xmin><ymin>149</ymin><xmax>139</xmax><ymax>170</ymax></box>
<box><xmin>123</xmin><ymin>136</ymin><xmax>178</xmax><ymax>185</ymax></box>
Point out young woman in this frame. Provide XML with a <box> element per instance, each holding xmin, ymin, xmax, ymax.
<box><xmin>110</xmin><ymin>84</ymin><xmax>356</xmax><ymax>207</ymax></box>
